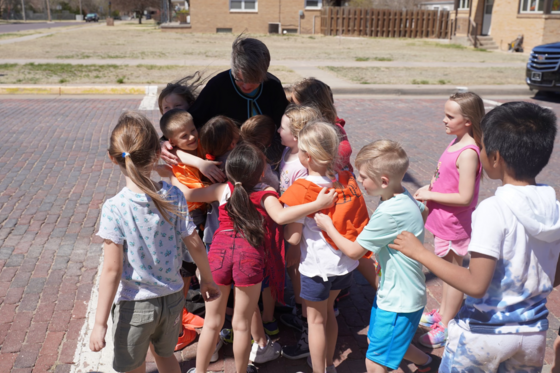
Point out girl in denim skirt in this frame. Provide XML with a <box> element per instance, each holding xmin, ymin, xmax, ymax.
<box><xmin>182</xmin><ymin>143</ymin><xmax>336</xmax><ymax>373</ymax></box>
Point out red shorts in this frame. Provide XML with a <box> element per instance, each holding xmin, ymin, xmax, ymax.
<box><xmin>208</xmin><ymin>231</ymin><xmax>265</xmax><ymax>287</ymax></box>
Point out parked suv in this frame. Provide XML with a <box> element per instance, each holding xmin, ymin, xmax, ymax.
<box><xmin>526</xmin><ymin>42</ymin><xmax>560</xmax><ymax>93</ymax></box>
<box><xmin>85</xmin><ymin>13</ymin><xmax>99</xmax><ymax>22</ymax></box>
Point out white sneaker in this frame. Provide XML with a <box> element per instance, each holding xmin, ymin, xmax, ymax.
<box><xmin>250</xmin><ymin>335</ymin><xmax>282</xmax><ymax>363</ymax></box>
<box><xmin>210</xmin><ymin>338</ymin><xmax>224</xmax><ymax>363</ymax></box>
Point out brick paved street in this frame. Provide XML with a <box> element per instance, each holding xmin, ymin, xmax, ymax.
<box><xmin>0</xmin><ymin>96</ymin><xmax>559</xmax><ymax>373</ymax></box>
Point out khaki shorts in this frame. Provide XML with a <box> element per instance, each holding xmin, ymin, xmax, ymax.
<box><xmin>111</xmin><ymin>291</ymin><xmax>184</xmax><ymax>372</ymax></box>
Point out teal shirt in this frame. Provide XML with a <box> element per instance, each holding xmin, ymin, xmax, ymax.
<box><xmin>357</xmin><ymin>189</ymin><xmax>427</xmax><ymax>313</ymax></box>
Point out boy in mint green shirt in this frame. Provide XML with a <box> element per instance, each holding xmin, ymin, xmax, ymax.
<box><xmin>315</xmin><ymin>140</ymin><xmax>439</xmax><ymax>373</ymax></box>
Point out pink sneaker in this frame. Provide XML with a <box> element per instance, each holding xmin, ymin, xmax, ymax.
<box><xmin>419</xmin><ymin>322</ymin><xmax>448</xmax><ymax>349</ymax></box>
<box><xmin>419</xmin><ymin>309</ymin><xmax>441</xmax><ymax>327</ymax></box>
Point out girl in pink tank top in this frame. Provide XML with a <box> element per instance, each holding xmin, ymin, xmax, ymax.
<box><xmin>413</xmin><ymin>93</ymin><xmax>485</xmax><ymax>349</ymax></box>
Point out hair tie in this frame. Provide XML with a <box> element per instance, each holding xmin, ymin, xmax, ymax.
<box><xmin>122</xmin><ymin>152</ymin><xmax>130</xmax><ymax>158</ymax></box>
<box><xmin>205</xmin><ymin>153</ymin><xmax>215</xmax><ymax>161</ymax></box>
<box><xmin>234</xmin><ymin>182</ymin><xmax>242</xmax><ymax>186</ymax></box>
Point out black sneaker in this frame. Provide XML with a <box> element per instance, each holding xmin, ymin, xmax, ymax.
<box><xmin>282</xmin><ymin>324</ymin><xmax>309</xmax><ymax>360</ymax></box>
<box><xmin>279</xmin><ymin>313</ymin><xmax>305</xmax><ymax>332</ymax></box>
<box><xmin>414</xmin><ymin>354</ymin><xmax>441</xmax><ymax>372</ymax></box>
<box><xmin>247</xmin><ymin>364</ymin><xmax>258</xmax><ymax>373</ymax></box>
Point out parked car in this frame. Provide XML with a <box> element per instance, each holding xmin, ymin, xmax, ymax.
<box><xmin>526</xmin><ymin>42</ymin><xmax>560</xmax><ymax>93</ymax></box>
<box><xmin>85</xmin><ymin>13</ymin><xmax>99</xmax><ymax>22</ymax></box>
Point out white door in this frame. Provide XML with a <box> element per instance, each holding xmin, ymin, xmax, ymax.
<box><xmin>482</xmin><ymin>0</ymin><xmax>494</xmax><ymax>35</ymax></box>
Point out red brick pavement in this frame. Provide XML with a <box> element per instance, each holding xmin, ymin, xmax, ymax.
<box><xmin>0</xmin><ymin>96</ymin><xmax>559</xmax><ymax>373</ymax></box>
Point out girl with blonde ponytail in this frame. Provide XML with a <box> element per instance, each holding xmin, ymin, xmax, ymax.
<box><xmin>178</xmin><ymin>142</ymin><xmax>336</xmax><ymax>373</ymax></box>
<box><xmin>90</xmin><ymin>111</ymin><xmax>220</xmax><ymax>373</ymax></box>
<box><xmin>278</xmin><ymin>121</ymin><xmax>370</xmax><ymax>373</ymax></box>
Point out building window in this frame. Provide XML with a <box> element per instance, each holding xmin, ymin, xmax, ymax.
<box><xmin>230</xmin><ymin>0</ymin><xmax>257</xmax><ymax>11</ymax></box>
<box><xmin>458</xmin><ymin>0</ymin><xmax>469</xmax><ymax>9</ymax></box>
<box><xmin>305</xmin><ymin>0</ymin><xmax>322</xmax><ymax>9</ymax></box>
<box><xmin>552</xmin><ymin>0</ymin><xmax>560</xmax><ymax>12</ymax></box>
<box><xmin>520</xmin><ymin>0</ymin><xmax>544</xmax><ymax>12</ymax></box>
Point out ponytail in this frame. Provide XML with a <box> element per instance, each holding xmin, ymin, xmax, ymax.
<box><xmin>109</xmin><ymin>111</ymin><xmax>180</xmax><ymax>224</ymax></box>
<box><xmin>224</xmin><ymin>143</ymin><xmax>267</xmax><ymax>249</ymax></box>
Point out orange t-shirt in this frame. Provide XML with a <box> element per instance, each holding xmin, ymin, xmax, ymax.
<box><xmin>279</xmin><ymin>171</ymin><xmax>372</xmax><ymax>258</ymax></box>
<box><xmin>172</xmin><ymin>164</ymin><xmax>208</xmax><ymax>212</ymax></box>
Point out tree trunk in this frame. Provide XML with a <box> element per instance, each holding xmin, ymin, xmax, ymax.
<box><xmin>138</xmin><ymin>11</ymin><xmax>142</xmax><ymax>23</ymax></box>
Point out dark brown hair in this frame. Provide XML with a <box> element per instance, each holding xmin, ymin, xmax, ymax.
<box><xmin>292</xmin><ymin>78</ymin><xmax>337</xmax><ymax>124</ymax></box>
<box><xmin>240</xmin><ymin>115</ymin><xmax>276</xmax><ymax>153</ymax></box>
<box><xmin>109</xmin><ymin>111</ymin><xmax>178</xmax><ymax>223</ymax></box>
<box><xmin>225</xmin><ymin>143</ymin><xmax>267</xmax><ymax>249</ymax></box>
<box><xmin>199</xmin><ymin>116</ymin><xmax>240</xmax><ymax>159</ymax></box>
<box><xmin>158</xmin><ymin>72</ymin><xmax>206</xmax><ymax>114</ymax></box>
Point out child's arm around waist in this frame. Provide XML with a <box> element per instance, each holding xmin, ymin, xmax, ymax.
<box><xmin>183</xmin><ymin>231</ymin><xmax>220</xmax><ymax>301</ymax></box>
<box><xmin>89</xmin><ymin>239</ymin><xmax>123</xmax><ymax>352</ymax></box>
<box><xmin>389</xmin><ymin>232</ymin><xmax>496</xmax><ymax>298</ymax></box>
<box><xmin>262</xmin><ymin>187</ymin><xmax>337</xmax><ymax>226</ymax></box>
<box><xmin>314</xmin><ymin>213</ymin><xmax>368</xmax><ymax>260</ymax></box>
<box><xmin>415</xmin><ymin>149</ymin><xmax>479</xmax><ymax>207</ymax></box>
<box><xmin>177</xmin><ymin>182</ymin><xmax>228</xmax><ymax>204</ymax></box>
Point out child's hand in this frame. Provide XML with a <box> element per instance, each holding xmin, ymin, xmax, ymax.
<box><xmin>200</xmin><ymin>280</ymin><xmax>221</xmax><ymax>302</ymax></box>
<box><xmin>314</xmin><ymin>212</ymin><xmax>335</xmax><ymax>232</ymax></box>
<box><xmin>285</xmin><ymin>243</ymin><xmax>301</xmax><ymax>268</ymax></box>
<box><xmin>315</xmin><ymin>187</ymin><xmax>337</xmax><ymax>209</ymax></box>
<box><xmin>388</xmin><ymin>231</ymin><xmax>425</xmax><ymax>260</ymax></box>
<box><xmin>89</xmin><ymin>323</ymin><xmax>107</xmax><ymax>352</ymax></box>
<box><xmin>199</xmin><ymin>161</ymin><xmax>226</xmax><ymax>183</ymax></box>
<box><xmin>414</xmin><ymin>187</ymin><xmax>431</xmax><ymax>202</ymax></box>
<box><xmin>161</xmin><ymin>141</ymin><xmax>179</xmax><ymax>166</ymax></box>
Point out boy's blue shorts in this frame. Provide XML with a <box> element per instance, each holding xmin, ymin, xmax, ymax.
<box><xmin>366</xmin><ymin>297</ymin><xmax>423</xmax><ymax>370</ymax></box>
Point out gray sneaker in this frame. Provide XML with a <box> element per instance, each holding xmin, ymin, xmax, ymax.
<box><xmin>210</xmin><ymin>338</ymin><xmax>224</xmax><ymax>363</ymax></box>
<box><xmin>306</xmin><ymin>356</ymin><xmax>337</xmax><ymax>372</ymax></box>
<box><xmin>187</xmin><ymin>369</ymin><xmax>195</xmax><ymax>373</ymax></box>
<box><xmin>250</xmin><ymin>335</ymin><xmax>282</xmax><ymax>364</ymax></box>
<box><xmin>282</xmin><ymin>323</ymin><xmax>309</xmax><ymax>360</ymax></box>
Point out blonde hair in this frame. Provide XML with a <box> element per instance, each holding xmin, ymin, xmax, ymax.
<box><xmin>292</xmin><ymin>78</ymin><xmax>337</xmax><ymax>124</ymax></box>
<box><xmin>449</xmin><ymin>92</ymin><xmax>485</xmax><ymax>149</ymax></box>
<box><xmin>284</xmin><ymin>104</ymin><xmax>322</xmax><ymax>137</ymax></box>
<box><xmin>298</xmin><ymin>121</ymin><xmax>341</xmax><ymax>187</ymax></box>
<box><xmin>109</xmin><ymin>111</ymin><xmax>178</xmax><ymax>224</ymax></box>
<box><xmin>159</xmin><ymin>109</ymin><xmax>194</xmax><ymax>140</ymax></box>
<box><xmin>355</xmin><ymin>140</ymin><xmax>409</xmax><ymax>182</ymax></box>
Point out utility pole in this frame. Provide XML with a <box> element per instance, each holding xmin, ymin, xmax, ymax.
<box><xmin>79</xmin><ymin>0</ymin><xmax>82</xmax><ymax>16</ymax></box>
<box><xmin>45</xmin><ymin>0</ymin><xmax>51</xmax><ymax>21</ymax></box>
<box><xmin>21</xmin><ymin>0</ymin><xmax>26</xmax><ymax>21</ymax></box>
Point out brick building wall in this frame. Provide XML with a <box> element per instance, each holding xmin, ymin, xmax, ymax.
<box><xmin>189</xmin><ymin>0</ymin><xmax>321</xmax><ymax>34</ymax></box>
<box><xmin>490</xmin><ymin>0</ymin><xmax>546</xmax><ymax>51</ymax></box>
<box><xmin>542</xmin><ymin>16</ymin><xmax>560</xmax><ymax>45</ymax></box>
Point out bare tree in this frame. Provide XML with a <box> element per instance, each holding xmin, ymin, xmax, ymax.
<box><xmin>111</xmin><ymin>0</ymin><xmax>159</xmax><ymax>23</ymax></box>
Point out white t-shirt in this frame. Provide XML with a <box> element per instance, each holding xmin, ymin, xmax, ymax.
<box><xmin>288</xmin><ymin>174</ymin><xmax>359</xmax><ymax>281</ymax></box>
<box><xmin>97</xmin><ymin>182</ymin><xmax>196</xmax><ymax>303</ymax></box>
<box><xmin>457</xmin><ymin>184</ymin><xmax>560</xmax><ymax>334</ymax></box>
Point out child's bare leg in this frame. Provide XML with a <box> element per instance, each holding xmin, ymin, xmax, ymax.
<box><xmin>440</xmin><ymin>251</ymin><xmax>464</xmax><ymax>327</ymax></box>
<box><xmin>287</xmin><ymin>243</ymin><xmax>303</xmax><ymax>306</ymax></box>
<box><xmin>307</xmin><ymin>299</ymin><xmax>329</xmax><ymax>373</ymax></box>
<box><xmin>195</xmin><ymin>284</ymin><xmax>230</xmax><ymax>372</ymax></box>
<box><xmin>326</xmin><ymin>290</ymin><xmax>341</xmax><ymax>367</ymax></box>
<box><xmin>357</xmin><ymin>257</ymin><xmax>379</xmax><ymax>291</ymax></box>
<box><xmin>251</xmin><ymin>307</ymin><xmax>267</xmax><ymax>347</ymax></box>
<box><xmin>552</xmin><ymin>335</ymin><xmax>560</xmax><ymax>373</ymax></box>
<box><xmin>261</xmin><ymin>287</ymin><xmax>275</xmax><ymax>323</ymax></box>
<box><xmin>150</xmin><ymin>343</ymin><xmax>181</xmax><ymax>373</ymax></box>
<box><xmin>403</xmin><ymin>343</ymin><xmax>429</xmax><ymax>366</ymax></box>
<box><xmin>232</xmin><ymin>284</ymin><xmax>262</xmax><ymax>373</ymax></box>
<box><xmin>365</xmin><ymin>359</ymin><xmax>388</xmax><ymax>373</ymax></box>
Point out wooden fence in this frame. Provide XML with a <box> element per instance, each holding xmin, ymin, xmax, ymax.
<box><xmin>321</xmin><ymin>7</ymin><xmax>451</xmax><ymax>39</ymax></box>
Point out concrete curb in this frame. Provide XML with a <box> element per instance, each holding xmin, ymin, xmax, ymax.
<box><xmin>0</xmin><ymin>84</ymin><xmax>533</xmax><ymax>96</ymax></box>
<box><xmin>0</xmin><ymin>85</ymin><xmax>147</xmax><ymax>95</ymax></box>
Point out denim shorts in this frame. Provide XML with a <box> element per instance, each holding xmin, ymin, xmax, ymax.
<box><xmin>208</xmin><ymin>231</ymin><xmax>265</xmax><ymax>287</ymax></box>
<box><xmin>300</xmin><ymin>272</ymin><xmax>354</xmax><ymax>302</ymax></box>
<box><xmin>111</xmin><ymin>290</ymin><xmax>184</xmax><ymax>372</ymax></box>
